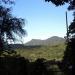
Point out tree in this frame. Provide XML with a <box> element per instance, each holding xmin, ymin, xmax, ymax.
<box><xmin>45</xmin><ymin>0</ymin><xmax>75</xmax><ymax>36</ymax></box>
<box><xmin>0</xmin><ymin>0</ymin><xmax>14</xmax><ymax>4</ymax></box>
<box><xmin>0</xmin><ymin>1</ymin><xmax>26</xmax><ymax>55</ymax></box>
<box><xmin>45</xmin><ymin>0</ymin><xmax>75</xmax><ymax>10</ymax></box>
<box><xmin>45</xmin><ymin>0</ymin><xmax>75</xmax><ymax>74</ymax></box>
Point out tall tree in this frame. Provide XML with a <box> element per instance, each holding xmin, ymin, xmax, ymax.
<box><xmin>45</xmin><ymin>0</ymin><xmax>75</xmax><ymax>37</ymax></box>
<box><xmin>45</xmin><ymin>0</ymin><xmax>75</xmax><ymax>74</ymax></box>
<box><xmin>0</xmin><ymin>1</ymin><xmax>26</xmax><ymax>55</ymax></box>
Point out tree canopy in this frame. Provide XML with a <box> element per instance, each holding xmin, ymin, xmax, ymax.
<box><xmin>45</xmin><ymin>0</ymin><xmax>75</xmax><ymax>74</ymax></box>
<box><xmin>0</xmin><ymin>0</ymin><xmax>14</xmax><ymax>4</ymax></box>
<box><xmin>0</xmin><ymin>0</ymin><xmax>26</xmax><ymax>52</ymax></box>
<box><xmin>45</xmin><ymin>0</ymin><xmax>75</xmax><ymax>38</ymax></box>
<box><xmin>0</xmin><ymin>6</ymin><xmax>26</xmax><ymax>41</ymax></box>
<box><xmin>45</xmin><ymin>0</ymin><xmax>75</xmax><ymax>10</ymax></box>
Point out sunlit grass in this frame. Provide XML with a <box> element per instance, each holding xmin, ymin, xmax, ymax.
<box><xmin>16</xmin><ymin>44</ymin><xmax>66</xmax><ymax>61</ymax></box>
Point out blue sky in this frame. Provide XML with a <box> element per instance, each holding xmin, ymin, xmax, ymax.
<box><xmin>12</xmin><ymin>0</ymin><xmax>73</xmax><ymax>43</ymax></box>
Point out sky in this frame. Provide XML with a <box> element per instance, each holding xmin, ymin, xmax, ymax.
<box><xmin>11</xmin><ymin>0</ymin><xmax>73</xmax><ymax>43</ymax></box>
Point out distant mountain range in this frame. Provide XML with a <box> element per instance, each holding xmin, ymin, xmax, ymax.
<box><xmin>25</xmin><ymin>36</ymin><xmax>65</xmax><ymax>46</ymax></box>
<box><xmin>8</xmin><ymin>36</ymin><xmax>65</xmax><ymax>49</ymax></box>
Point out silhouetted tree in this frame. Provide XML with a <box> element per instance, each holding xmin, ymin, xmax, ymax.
<box><xmin>45</xmin><ymin>0</ymin><xmax>75</xmax><ymax>38</ymax></box>
<box><xmin>62</xmin><ymin>14</ymin><xmax>75</xmax><ymax>75</ymax></box>
<box><xmin>45</xmin><ymin>0</ymin><xmax>75</xmax><ymax>10</ymax></box>
<box><xmin>69</xmin><ymin>13</ymin><xmax>75</xmax><ymax>36</ymax></box>
<box><xmin>45</xmin><ymin>0</ymin><xmax>75</xmax><ymax>74</ymax></box>
<box><xmin>0</xmin><ymin>2</ymin><xmax>26</xmax><ymax>55</ymax></box>
<box><xmin>0</xmin><ymin>0</ymin><xmax>14</xmax><ymax>4</ymax></box>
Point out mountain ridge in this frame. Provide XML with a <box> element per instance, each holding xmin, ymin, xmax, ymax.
<box><xmin>25</xmin><ymin>36</ymin><xmax>65</xmax><ymax>46</ymax></box>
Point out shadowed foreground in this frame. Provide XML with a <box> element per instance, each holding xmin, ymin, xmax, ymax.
<box><xmin>0</xmin><ymin>56</ymin><xmax>72</xmax><ymax>75</ymax></box>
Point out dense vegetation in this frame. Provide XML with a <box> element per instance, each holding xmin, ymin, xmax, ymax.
<box><xmin>0</xmin><ymin>0</ymin><xmax>73</xmax><ymax>75</ymax></box>
<box><xmin>16</xmin><ymin>44</ymin><xmax>66</xmax><ymax>61</ymax></box>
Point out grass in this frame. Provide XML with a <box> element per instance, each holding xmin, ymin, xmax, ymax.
<box><xmin>16</xmin><ymin>44</ymin><xmax>66</xmax><ymax>61</ymax></box>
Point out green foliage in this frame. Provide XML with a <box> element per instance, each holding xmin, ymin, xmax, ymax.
<box><xmin>0</xmin><ymin>5</ymin><xmax>26</xmax><ymax>53</ymax></box>
<box><xmin>0</xmin><ymin>6</ymin><xmax>26</xmax><ymax>42</ymax></box>
<box><xmin>69</xmin><ymin>14</ymin><xmax>75</xmax><ymax>36</ymax></box>
<box><xmin>45</xmin><ymin>0</ymin><xmax>75</xmax><ymax>10</ymax></box>
<box><xmin>16</xmin><ymin>44</ymin><xmax>66</xmax><ymax>61</ymax></box>
<box><xmin>45</xmin><ymin>0</ymin><xmax>75</xmax><ymax>73</ymax></box>
<box><xmin>0</xmin><ymin>0</ymin><xmax>14</xmax><ymax>4</ymax></box>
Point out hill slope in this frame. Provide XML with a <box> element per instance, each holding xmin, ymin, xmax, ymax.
<box><xmin>25</xmin><ymin>36</ymin><xmax>65</xmax><ymax>46</ymax></box>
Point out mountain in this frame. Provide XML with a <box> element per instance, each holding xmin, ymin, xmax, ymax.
<box><xmin>25</xmin><ymin>36</ymin><xmax>65</xmax><ymax>46</ymax></box>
